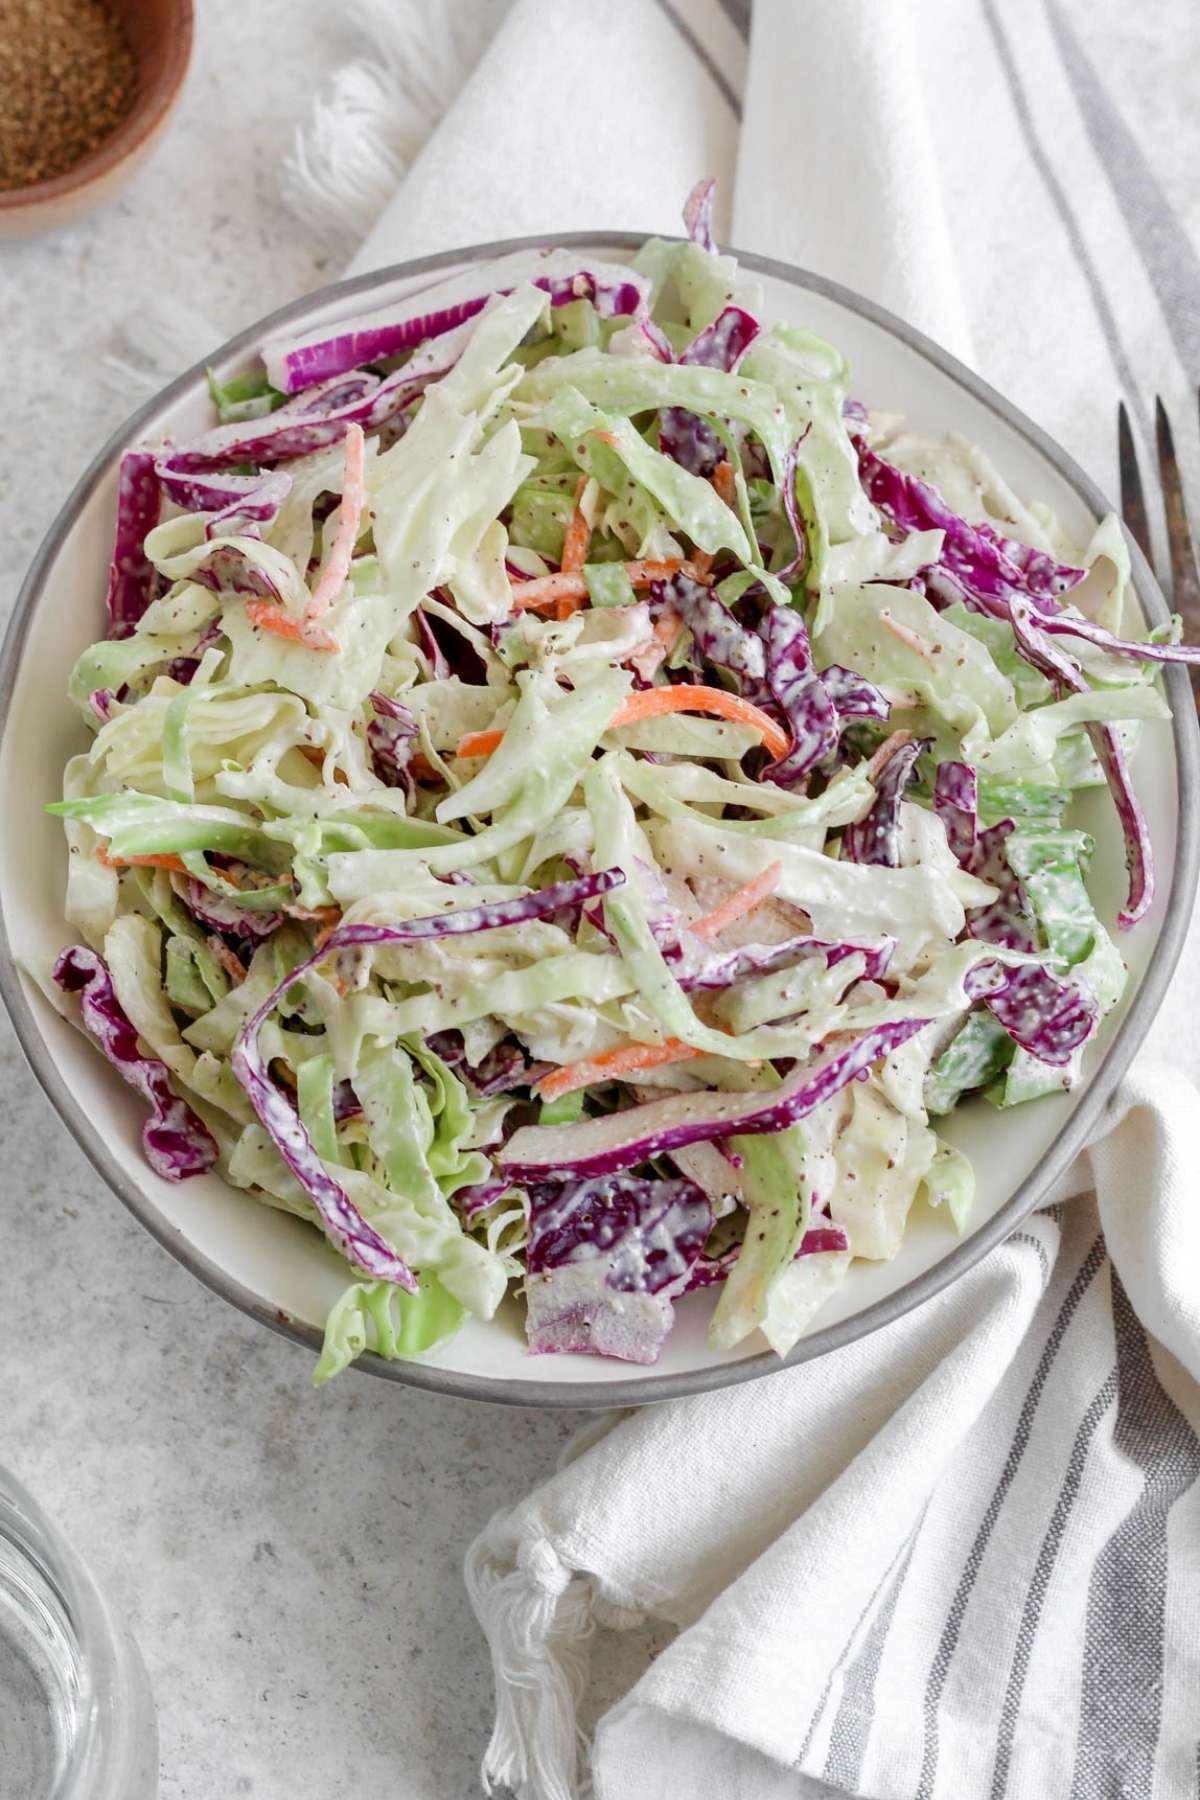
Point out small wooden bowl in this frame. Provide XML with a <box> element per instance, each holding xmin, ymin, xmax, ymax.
<box><xmin>0</xmin><ymin>0</ymin><xmax>193</xmax><ymax>240</ymax></box>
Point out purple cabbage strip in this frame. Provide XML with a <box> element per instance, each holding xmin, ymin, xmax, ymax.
<box><xmin>264</xmin><ymin>270</ymin><xmax>649</xmax><ymax>396</ymax></box>
<box><xmin>773</xmin><ymin>432</ymin><xmax>811</xmax><ymax>583</ymax></box>
<box><xmin>154</xmin><ymin>456</ymin><xmax>293</xmax><ymax>536</ymax></box>
<box><xmin>1008</xmin><ymin>601</ymin><xmax>1153</xmax><ymax>928</ymax></box>
<box><xmin>819</xmin><ymin>664</ymin><xmax>891</xmax><ymax>722</ymax></box>
<box><xmin>498</xmin><ymin>1018</ymin><xmax>929</xmax><ymax>1180</ymax></box>
<box><xmin>165</xmin><ymin>359</ymin><xmax>444</xmax><ymax>472</ymax></box>
<box><xmin>524</xmin><ymin>1172</ymin><xmax>711</xmax><ymax>1362</ymax></box>
<box><xmin>229</xmin><ymin>871</ymin><xmax>625</xmax><ymax>1283</ymax></box>
<box><xmin>676</xmin><ymin>931</ymin><xmax>895</xmax><ymax>993</ymax></box>
<box><xmin>414</xmin><ymin>606</ymin><xmax>450</xmax><ymax>678</ymax></box>
<box><xmin>1037</xmin><ymin>609</ymin><xmax>1200</xmax><ymax>667</ymax></box>
<box><xmin>88</xmin><ymin>689</ymin><xmax>116</xmax><ymax>724</ymax></box>
<box><xmin>681</xmin><ymin>306</ymin><xmax>759</xmax><ymax>373</ymax></box>
<box><xmin>686</xmin><ymin>1220</ymin><xmax>850</xmax><ymax>1292</ymax></box>
<box><xmin>761</xmin><ymin>605</ymin><xmax>839</xmax><ymax>785</ymax></box>
<box><xmin>657</xmin><ymin>572</ymin><xmax>770</xmax><ymax>701</ymax></box>
<box><xmin>965</xmin><ymin>960</ymin><xmax>1098</xmax><ymax>1066</ymax></box>
<box><xmin>105</xmin><ymin>451</ymin><xmax>161</xmax><ymax>639</ymax></box>
<box><xmin>842</xmin><ymin>736</ymin><xmax>928</xmax><ymax>868</ymax></box>
<box><xmin>683</xmin><ymin>177</ymin><xmax>717</xmax><ymax>253</ymax></box>
<box><xmin>855</xmin><ymin>441</ymin><xmax>1087</xmax><ymax>614</ymax></box>
<box><xmin>331</xmin><ymin>1080</ymin><xmax>361</xmax><ymax>1123</ymax></box>
<box><xmin>53</xmin><ymin>946</ymin><xmax>217</xmax><ymax>1180</ymax></box>
<box><xmin>188</xmin><ymin>544</ymin><xmax>285</xmax><ymax>604</ymax></box>
<box><xmin>457</xmin><ymin>1177</ymin><xmax>513</xmax><ymax>1222</ymax></box>
<box><xmin>934</xmin><ymin>761</ymin><xmax>1039</xmax><ymax>952</ymax></box>
<box><xmin>183</xmin><ymin>879</ymin><xmax>282</xmax><ymax>941</ymax></box>
<box><xmin>659</xmin><ymin>304</ymin><xmax>758</xmax><ymax>477</ymax></box>
<box><xmin>932</xmin><ymin>759</ymin><xmax>978</xmax><ymax>864</ymax></box>
<box><xmin>366</xmin><ymin>691</ymin><xmax>419</xmax><ymax>793</ymax></box>
<box><xmin>934</xmin><ymin>760</ymin><xmax>1096</xmax><ymax>1065</ymax></box>
<box><xmin>470</xmin><ymin>1041</ymin><xmax>547</xmax><ymax>1098</ymax></box>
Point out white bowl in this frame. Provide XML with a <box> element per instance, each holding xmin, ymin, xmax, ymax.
<box><xmin>3</xmin><ymin>237</ymin><xmax>1197</xmax><ymax>1405</ymax></box>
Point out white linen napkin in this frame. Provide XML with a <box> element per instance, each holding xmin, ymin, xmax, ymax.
<box><xmin>292</xmin><ymin>2</ymin><xmax>1200</xmax><ymax>1794</ymax></box>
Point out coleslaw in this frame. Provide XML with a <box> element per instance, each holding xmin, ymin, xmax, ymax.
<box><xmin>49</xmin><ymin>182</ymin><xmax>1199</xmax><ymax>1380</ymax></box>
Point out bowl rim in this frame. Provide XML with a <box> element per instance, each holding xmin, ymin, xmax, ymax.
<box><xmin>0</xmin><ymin>0</ymin><xmax>193</xmax><ymax>216</ymax></box>
<box><xmin>3</xmin><ymin>232</ymin><xmax>1197</xmax><ymax>1408</ymax></box>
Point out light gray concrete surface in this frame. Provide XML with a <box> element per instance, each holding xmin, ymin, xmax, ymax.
<box><xmin>0</xmin><ymin>5</ymin><xmax>665</xmax><ymax>1794</ymax></box>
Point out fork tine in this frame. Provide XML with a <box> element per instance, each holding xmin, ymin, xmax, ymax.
<box><xmin>1117</xmin><ymin>400</ymin><xmax>1154</xmax><ymax>572</ymax></box>
<box><xmin>1154</xmin><ymin>397</ymin><xmax>1200</xmax><ymax>630</ymax></box>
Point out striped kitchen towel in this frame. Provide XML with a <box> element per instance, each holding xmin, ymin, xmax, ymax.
<box><xmin>465</xmin><ymin>1070</ymin><xmax>1200</xmax><ymax>1800</ymax></box>
<box><xmin>287</xmin><ymin>0</ymin><xmax>1200</xmax><ymax>1793</ymax></box>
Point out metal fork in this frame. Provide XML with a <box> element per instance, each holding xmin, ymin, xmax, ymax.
<box><xmin>1117</xmin><ymin>397</ymin><xmax>1200</xmax><ymax>698</ymax></box>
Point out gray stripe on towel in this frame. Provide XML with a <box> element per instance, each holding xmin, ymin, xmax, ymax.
<box><xmin>1045</xmin><ymin>0</ymin><xmax>1200</xmax><ymax>379</ymax></box>
<box><xmin>988</xmin><ymin>1364</ymin><xmax>1120</xmax><ymax>1799</ymax></box>
<box><xmin>979</xmin><ymin>0</ymin><xmax>1147</xmax><ymax>438</ymax></box>
<box><xmin>652</xmin><ymin>0</ymin><xmax>742</xmax><ymax>117</ymax></box>
<box><xmin>796</xmin><ymin>1509</ymin><xmax>927</xmax><ymax>1770</ymax></box>
<box><xmin>822</xmin><ymin>1520</ymin><xmax>923</xmax><ymax>1789</ymax></box>
<box><xmin>1070</xmin><ymin>1274</ymin><xmax>1200</xmax><ymax>1799</ymax></box>
<box><xmin>914</xmin><ymin>1234</ymin><xmax>1106</xmax><ymax>1800</ymax></box>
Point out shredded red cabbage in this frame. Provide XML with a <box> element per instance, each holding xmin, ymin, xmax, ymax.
<box><xmin>965</xmin><ymin>960</ymin><xmax>1098</xmax><ymax>1065</ymax></box>
<box><xmin>842</xmin><ymin>735</ymin><xmax>928</xmax><ymax>867</ymax></box>
<box><xmin>683</xmin><ymin>177</ymin><xmax>717</xmax><ymax>253</ymax></box>
<box><xmin>105</xmin><ymin>451</ymin><xmax>161</xmax><ymax>640</ymax></box>
<box><xmin>524</xmin><ymin>1172</ymin><xmax>711</xmax><ymax>1362</ymax></box>
<box><xmin>264</xmin><ymin>270</ymin><xmax>649</xmax><ymax>396</ymax></box>
<box><xmin>762</xmin><ymin>605</ymin><xmax>839</xmax><ymax>785</ymax></box>
<box><xmin>499</xmin><ymin>1019</ymin><xmax>929</xmax><ymax>1179</ymax></box>
<box><xmin>54</xmin><ymin>946</ymin><xmax>217</xmax><ymax>1180</ymax></box>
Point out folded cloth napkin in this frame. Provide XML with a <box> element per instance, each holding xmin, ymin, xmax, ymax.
<box><xmin>293</xmin><ymin>1</ymin><xmax>1200</xmax><ymax>1794</ymax></box>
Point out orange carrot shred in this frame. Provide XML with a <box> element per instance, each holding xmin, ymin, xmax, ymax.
<box><xmin>712</xmin><ymin>458</ymin><xmax>737</xmax><ymax>508</ymax></box>
<box><xmin>305</xmin><ymin>423</ymin><xmax>365</xmax><ymax>623</ymax></box>
<box><xmin>509</xmin><ymin>558</ymin><xmax>710</xmax><ymax>615</ymax></box>
<box><xmin>607</xmin><ymin>685</ymin><xmax>790</xmax><ymax>759</ymax></box>
<box><xmin>561</xmin><ymin>477</ymin><xmax>590</xmax><ymax>573</ymax></box>
<box><xmin>96</xmin><ymin>848</ymin><xmax>189</xmax><ymax>874</ymax></box>
<box><xmin>627</xmin><ymin>605</ymin><xmax>683</xmax><ymax>682</ymax></box>
<box><xmin>536</xmin><ymin>1038</ymin><xmax>705</xmax><ymax>1102</ymax></box>
<box><xmin>689</xmin><ymin>862</ymin><xmax>784</xmax><ymax>943</ymax></box>
<box><xmin>456</xmin><ymin>682</ymin><xmax>790</xmax><ymax>762</ymax></box>
<box><xmin>244</xmin><ymin>600</ymin><xmax>339</xmax><ymax>653</ymax></box>
<box><xmin>209</xmin><ymin>937</ymin><xmax>247</xmax><ymax>984</ymax></box>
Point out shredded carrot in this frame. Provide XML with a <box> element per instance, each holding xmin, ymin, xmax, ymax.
<box><xmin>560</xmin><ymin>477</ymin><xmax>590</xmax><ymax>572</ymax></box>
<box><xmin>306</xmin><ymin>423</ymin><xmax>365</xmax><ymax>622</ymax></box>
<box><xmin>297</xmin><ymin>743</ymin><xmax>349</xmax><ymax>786</ymax></box>
<box><xmin>314</xmin><ymin>911</ymin><xmax>345</xmax><ymax>950</ymax></box>
<box><xmin>96</xmin><ymin>848</ymin><xmax>188</xmax><ymax>874</ymax></box>
<box><xmin>607</xmin><ymin>685</ymin><xmax>790</xmax><ymax>758</ymax></box>
<box><xmin>866</xmin><ymin>728</ymin><xmax>916</xmax><ymax>781</ymax></box>
<box><xmin>455</xmin><ymin>726</ymin><xmax>506</xmax><ymax>759</ymax></box>
<box><xmin>456</xmin><ymin>681</ymin><xmax>790</xmax><ymax>762</ymax></box>
<box><xmin>209</xmin><ymin>937</ymin><xmax>247</xmax><ymax>984</ymax></box>
<box><xmin>555</xmin><ymin>477</ymin><xmax>591</xmax><ymax>619</ymax></box>
<box><xmin>244</xmin><ymin>600</ymin><xmax>339</xmax><ymax>653</ymax></box>
<box><xmin>712</xmin><ymin>458</ymin><xmax>737</xmax><ymax>508</ymax></box>
<box><xmin>627</xmin><ymin>605</ymin><xmax>683</xmax><ymax>681</ymax></box>
<box><xmin>510</xmin><ymin>558</ymin><xmax>710</xmax><ymax>615</ymax></box>
<box><xmin>536</xmin><ymin>1037</ymin><xmax>705</xmax><ymax>1102</ymax></box>
<box><xmin>594</xmin><ymin>429</ymin><xmax>620</xmax><ymax>448</ymax></box>
<box><xmin>690</xmin><ymin>862</ymin><xmax>784</xmax><ymax>942</ymax></box>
